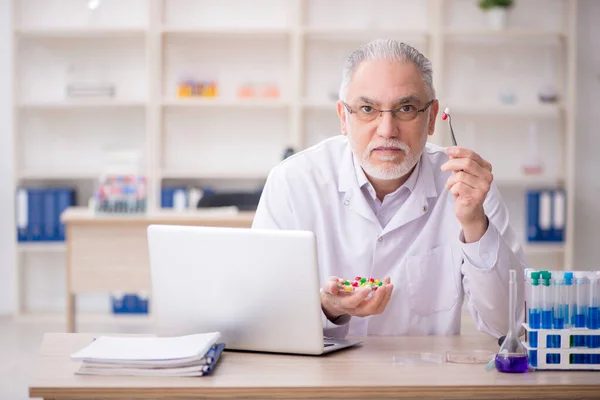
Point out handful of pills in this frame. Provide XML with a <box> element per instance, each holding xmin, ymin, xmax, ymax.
<box><xmin>337</xmin><ymin>276</ymin><xmax>385</xmax><ymax>293</ymax></box>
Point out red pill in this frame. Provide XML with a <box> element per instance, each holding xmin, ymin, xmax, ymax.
<box><xmin>369</xmin><ymin>278</ymin><xmax>375</xmax><ymax>283</ymax></box>
<box><xmin>351</xmin><ymin>281</ymin><xmax>358</xmax><ymax>287</ymax></box>
<box><xmin>355</xmin><ymin>276</ymin><xmax>362</xmax><ymax>281</ymax></box>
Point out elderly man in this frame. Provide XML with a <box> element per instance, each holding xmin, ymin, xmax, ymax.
<box><xmin>252</xmin><ymin>39</ymin><xmax>527</xmax><ymax>339</ymax></box>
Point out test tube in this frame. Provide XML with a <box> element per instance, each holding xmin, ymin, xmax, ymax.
<box><xmin>553</xmin><ymin>275</ymin><xmax>566</xmax><ymax>329</ymax></box>
<box><xmin>589</xmin><ymin>275</ymin><xmax>600</xmax><ymax>329</ymax></box>
<box><xmin>574</xmin><ymin>273</ymin><xmax>589</xmax><ymax>351</ymax></box>
<box><xmin>550</xmin><ymin>274</ymin><xmax>566</xmax><ymax>363</ymax></box>
<box><xmin>527</xmin><ymin>272</ymin><xmax>540</xmax><ymax>353</ymax></box>
<box><xmin>529</xmin><ymin>272</ymin><xmax>541</xmax><ymax>328</ymax></box>
<box><xmin>541</xmin><ymin>272</ymin><xmax>557</xmax><ymax>361</ymax></box>
<box><xmin>524</xmin><ymin>269</ymin><xmax>533</xmax><ymax>327</ymax></box>
<box><xmin>541</xmin><ymin>271</ymin><xmax>553</xmax><ymax>329</ymax></box>
<box><xmin>564</xmin><ymin>272</ymin><xmax>573</xmax><ymax>329</ymax></box>
<box><xmin>588</xmin><ymin>275</ymin><xmax>600</xmax><ymax>355</ymax></box>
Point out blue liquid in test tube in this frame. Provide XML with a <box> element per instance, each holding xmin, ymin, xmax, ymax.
<box><xmin>588</xmin><ymin>276</ymin><xmax>599</xmax><ymax>329</ymax></box>
<box><xmin>541</xmin><ymin>272</ymin><xmax>553</xmax><ymax>329</ymax></box>
<box><xmin>528</xmin><ymin>272</ymin><xmax>541</xmax><ymax>349</ymax></box>
<box><xmin>542</xmin><ymin>272</ymin><xmax>560</xmax><ymax>363</ymax></box>
<box><xmin>554</xmin><ymin>276</ymin><xmax>566</xmax><ymax>329</ymax></box>
<box><xmin>572</xmin><ymin>273</ymin><xmax>589</xmax><ymax>364</ymax></box>
<box><xmin>551</xmin><ymin>275</ymin><xmax>565</xmax><ymax>364</ymax></box>
<box><xmin>588</xmin><ymin>275</ymin><xmax>599</xmax><ymax>351</ymax></box>
<box><xmin>574</xmin><ymin>274</ymin><xmax>589</xmax><ymax>351</ymax></box>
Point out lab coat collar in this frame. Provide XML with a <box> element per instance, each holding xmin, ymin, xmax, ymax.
<box><xmin>337</xmin><ymin>143</ymin><xmax>380</xmax><ymax>225</ymax></box>
<box><xmin>338</xmin><ymin>141</ymin><xmax>357</xmax><ymax>193</ymax></box>
<box><xmin>380</xmin><ymin>149</ymin><xmax>439</xmax><ymax>235</ymax></box>
<box><xmin>413</xmin><ymin>147</ymin><xmax>439</xmax><ymax>199</ymax></box>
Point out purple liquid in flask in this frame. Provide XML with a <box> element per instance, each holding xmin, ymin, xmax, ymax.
<box><xmin>495</xmin><ymin>354</ymin><xmax>529</xmax><ymax>373</ymax></box>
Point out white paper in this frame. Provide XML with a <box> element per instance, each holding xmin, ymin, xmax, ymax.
<box><xmin>70</xmin><ymin>332</ymin><xmax>221</xmax><ymax>363</ymax></box>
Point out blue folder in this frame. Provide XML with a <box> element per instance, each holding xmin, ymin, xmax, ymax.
<box><xmin>198</xmin><ymin>342</ymin><xmax>226</xmax><ymax>375</ymax></box>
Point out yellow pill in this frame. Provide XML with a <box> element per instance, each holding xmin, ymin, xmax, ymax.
<box><xmin>344</xmin><ymin>286</ymin><xmax>353</xmax><ymax>291</ymax></box>
<box><xmin>375</xmin><ymin>279</ymin><xmax>380</xmax><ymax>284</ymax></box>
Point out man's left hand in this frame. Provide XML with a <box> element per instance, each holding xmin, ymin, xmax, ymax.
<box><xmin>441</xmin><ymin>146</ymin><xmax>493</xmax><ymax>243</ymax></box>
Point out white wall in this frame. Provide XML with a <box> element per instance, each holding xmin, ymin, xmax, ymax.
<box><xmin>0</xmin><ymin>0</ymin><xmax>15</xmax><ymax>315</ymax></box>
<box><xmin>574</xmin><ymin>0</ymin><xmax>600</xmax><ymax>269</ymax></box>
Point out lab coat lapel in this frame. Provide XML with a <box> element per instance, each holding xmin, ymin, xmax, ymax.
<box><xmin>338</xmin><ymin>146</ymin><xmax>380</xmax><ymax>226</ymax></box>
<box><xmin>381</xmin><ymin>151</ymin><xmax>438</xmax><ymax>235</ymax></box>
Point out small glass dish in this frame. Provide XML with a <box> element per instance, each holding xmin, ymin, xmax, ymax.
<box><xmin>392</xmin><ymin>352</ymin><xmax>445</xmax><ymax>365</ymax></box>
<box><xmin>445</xmin><ymin>350</ymin><xmax>495</xmax><ymax>364</ymax></box>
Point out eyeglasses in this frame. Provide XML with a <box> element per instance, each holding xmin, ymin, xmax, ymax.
<box><xmin>342</xmin><ymin>99</ymin><xmax>435</xmax><ymax>123</ymax></box>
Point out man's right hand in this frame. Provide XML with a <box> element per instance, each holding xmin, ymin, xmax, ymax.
<box><xmin>320</xmin><ymin>276</ymin><xmax>394</xmax><ymax>321</ymax></box>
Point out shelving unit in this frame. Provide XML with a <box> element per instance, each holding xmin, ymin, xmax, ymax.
<box><xmin>17</xmin><ymin>242</ymin><xmax>67</xmax><ymax>253</ymax></box>
<box><xmin>10</xmin><ymin>0</ymin><xmax>578</xmax><ymax>317</ymax></box>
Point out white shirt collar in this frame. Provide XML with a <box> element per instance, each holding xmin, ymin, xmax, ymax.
<box><xmin>351</xmin><ymin>151</ymin><xmax>421</xmax><ymax>201</ymax></box>
<box><xmin>337</xmin><ymin>137</ymin><xmax>437</xmax><ymax>200</ymax></box>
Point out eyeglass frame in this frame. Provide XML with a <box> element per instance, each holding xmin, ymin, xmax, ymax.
<box><xmin>341</xmin><ymin>99</ymin><xmax>435</xmax><ymax>122</ymax></box>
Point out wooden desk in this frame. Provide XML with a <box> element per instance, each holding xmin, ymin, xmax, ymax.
<box><xmin>30</xmin><ymin>333</ymin><xmax>600</xmax><ymax>400</ymax></box>
<box><xmin>61</xmin><ymin>207</ymin><xmax>255</xmax><ymax>333</ymax></box>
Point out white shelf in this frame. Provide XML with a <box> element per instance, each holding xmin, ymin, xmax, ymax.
<box><xmin>446</xmin><ymin>104</ymin><xmax>563</xmax><ymax>117</ymax></box>
<box><xmin>494</xmin><ymin>176</ymin><xmax>562</xmax><ymax>188</ymax></box>
<box><xmin>163</xmin><ymin>98</ymin><xmax>289</xmax><ymax>109</ymax></box>
<box><xmin>303</xmin><ymin>99</ymin><xmax>338</xmax><ymax>110</ymax></box>
<box><xmin>18</xmin><ymin>170</ymin><xmax>100</xmax><ymax>180</ymax></box>
<box><xmin>443</xmin><ymin>28</ymin><xmax>565</xmax><ymax>41</ymax></box>
<box><xmin>15</xmin><ymin>312</ymin><xmax>153</xmax><ymax>324</ymax></box>
<box><xmin>161</xmin><ymin>169</ymin><xmax>269</xmax><ymax>180</ymax></box>
<box><xmin>18</xmin><ymin>99</ymin><xmax>146</xmax><ymax>109</ymax></box>
<box><xmin>17</xmin><ymin>242</ymin><xmax>67</xmax><ymax>253</ymax></box>
<box><xmin>161</xmin><ymin>27</ymin><xmax>291</xmax><ymax>38</ymax></box>
<box><xmin>302</xmin><ymin>28</ymin><xmax>428</xmax><ymax>42</ymax></box>
<box><xmin>523</xmin><ymin>243</ymin><xmax>565</xmax><ymax>254</ymax></box>
<box><xmin>15</xmin><ymin>28</ymin><xmax>147</xmax><ymax>38</ymax></box>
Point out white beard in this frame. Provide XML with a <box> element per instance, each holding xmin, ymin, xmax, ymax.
<box><xmin>348</xmin><ymin>134</ymin><xmax>423</xmax><ymax>181</ymax></box>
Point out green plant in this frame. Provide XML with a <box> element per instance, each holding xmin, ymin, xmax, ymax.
<box><xmin>478</xmin><ymin>0</ymin><xmax>514</xmax><ymax>10</ymax></box>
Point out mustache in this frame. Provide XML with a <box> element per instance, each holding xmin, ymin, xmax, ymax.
<box><xmin>366</xmin><ymin>140</ymin><xmax>410</xmax><ymax>154</ymax></box>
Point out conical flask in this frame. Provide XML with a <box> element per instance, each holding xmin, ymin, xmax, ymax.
<box><xmin>495</xmin><ymin>269</ymin><xmax>529</xmax><ymax>373</ymax></box>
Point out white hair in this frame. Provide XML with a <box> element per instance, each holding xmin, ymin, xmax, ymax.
<box><xmin>339</xmin><ymin>39</ymin><xmax>435</xmax><ymax>101</ymax></box>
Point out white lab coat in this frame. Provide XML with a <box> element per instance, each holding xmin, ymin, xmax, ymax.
<box><xmin>252</xmin><ymin>135</ymin><xmax>527</xmax><ymax>338</ymax></box>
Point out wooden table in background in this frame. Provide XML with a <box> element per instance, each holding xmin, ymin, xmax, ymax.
<box><xmin>29</xmin><ymin>333</ymin><xmax>600</xmax><ymax>400</ymax></box>
<box><xmin>61</xmin><ymin>207</ymin><xmax>255</xmax><ymax>333</ymax></box>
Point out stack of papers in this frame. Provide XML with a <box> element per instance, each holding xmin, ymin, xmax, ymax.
<box><xmin>70</xmin><ymin>332</ymin><xmax>225</xmax><ymax>377</ymax></box>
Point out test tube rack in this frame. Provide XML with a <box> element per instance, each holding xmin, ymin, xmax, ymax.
<box><xmin>523</xmin><ymin>323</ymin><xmax>600</xmax><ymax>370</ymax></box>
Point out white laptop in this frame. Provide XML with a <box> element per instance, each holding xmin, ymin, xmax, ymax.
<box><xmin>146</xmin><ymin>224</ymin><xmax>361</xmax><ymax>355</ymax></box>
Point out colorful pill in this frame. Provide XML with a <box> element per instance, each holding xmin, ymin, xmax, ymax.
<box><xmin>351</xmin><ymin>281</ymin><xmax>358</xmax><ymax>287</ymax></box>
<box><xmin>369</xmin><ymin>278</ymin><xmax>375</xmax><ymax>283</ymax></box>
<box><xmin>344</xmin><ymin>280</ymin><xmax>350</xmax><ymax>285</ymax></box>
<box><xmin>360</xmin><ymin>277</ymin><xmax>366</xmax><ymax>283</ymax></box>
<box><xmin>378</xmin><ymin>281</ymin><xmax>383</xmax><ymax>286</ymax></box>
<box><xmin>355</xmin><ymin>276</ymin><xmax>362</xmax><ymax>281</ymax></box>
<box><xmin>375</xmin><ymin>279</ymin><xmax>380</xmax><ymax>284</ymax></box>
<box><xmin>344</xmin><ymin>286</ymin><xmax>353</xmax><ymax>292</ymax></box>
